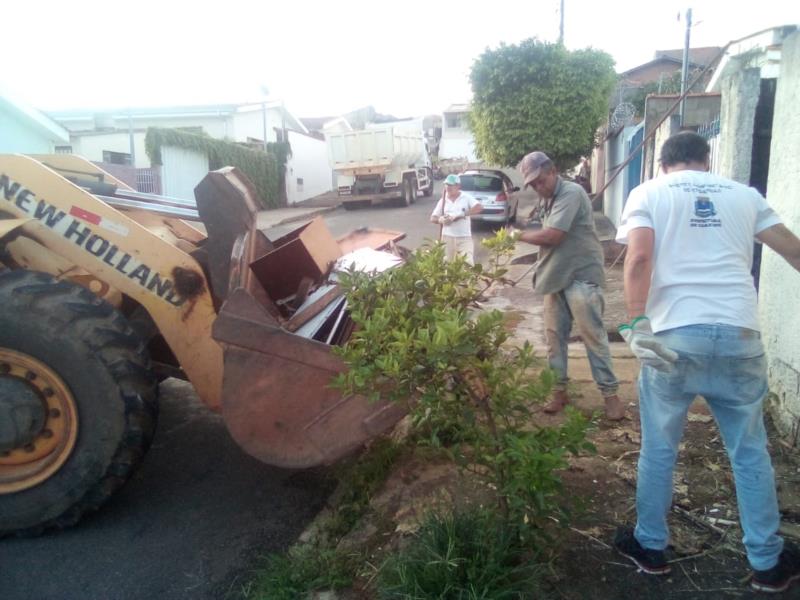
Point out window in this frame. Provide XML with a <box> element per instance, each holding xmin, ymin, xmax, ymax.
<box><xmin>459</xmin><ymin>175</ymin><xmax>503</xmax><ymax>193</ymax></box>
<box><xmin>54</xmin><ymin>145</ymin><xmax>73</xmax><ymax>154</ymax></box>
<box><xmin>445</xmin><ymin>113</ymin><xmax>464</xmax><ymax>129</ymax></box>
<box><xmin>102</xmin><ymin>150</ymin><xmax>131</xmax><ymax>165</ymax></box>
<box><xmin>296</xmin><ymin>177</ymin><xmax>304</xmax><ymax>193</ymax></box>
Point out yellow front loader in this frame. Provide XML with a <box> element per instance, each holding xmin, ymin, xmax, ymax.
<box><xmin>0</xmin><ymin>154</ymin><xmax>406</xmax><ymax>536</ymax></box>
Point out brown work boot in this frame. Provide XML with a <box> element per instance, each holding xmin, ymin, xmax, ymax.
<box><xmin>604</xmin><ymin>394</ymin><xmax>625</xmax><ymax>421</ymax></box>
<box><xmin>543</xmin><ymin>389</ymin><xmax>569</xmax><ymax>414</ymax></box>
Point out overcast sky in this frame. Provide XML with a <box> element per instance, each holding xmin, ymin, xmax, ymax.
<box><xmin>2</xmin><ymin>0</ymin><xmax>797</xmax><ymax>119</ymax></box>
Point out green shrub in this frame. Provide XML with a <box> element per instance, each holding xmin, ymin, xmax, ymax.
<box><xmin>378</xmin><ymin>509</ymin><xmax>545</xmax><ymax>599</ymax></box>
<box><xmin>333</xmin><ymin>234</ymin><xmax>593</xmax><ymax>542</ymax></box>
<box><xmin>468</xmin><ymin>40</ymin><xmax>616</xmax><ymax>169</ymax></box>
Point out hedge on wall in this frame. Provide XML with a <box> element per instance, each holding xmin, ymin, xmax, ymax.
<box><xmin>144</xmin><ymin>127</ymin><xmax>291</xmax><ymax>209</ymax></box>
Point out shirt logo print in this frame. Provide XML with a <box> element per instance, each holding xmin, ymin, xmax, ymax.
<box><xmin>694</xmin><ymin>196</ymin><xmax>716</xmax><ymax>218</ymax></box>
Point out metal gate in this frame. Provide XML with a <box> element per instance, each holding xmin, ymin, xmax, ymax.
<box><xmin>697</xmin><ymin>116</ymin><xmax>721</xmax><ymax>174</ymax></box>
<box><xmin>136</xmin><ymin>168</ymin><xmax>162</xmax><ymax>194</ymax></box>
<box><xmin>624</xmin><ymin>125</ymin><xmax>644</xmax><ymax>200</ymax></box>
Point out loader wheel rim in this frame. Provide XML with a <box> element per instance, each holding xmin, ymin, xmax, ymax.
<box><xmin>0</xmin><ymin>349</ymin><xmax>79</xmax><ymax>494</ymax></box>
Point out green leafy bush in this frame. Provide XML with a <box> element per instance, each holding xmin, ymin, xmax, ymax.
<box><xmin>468</xmin><ymin>40</ymin><xmax>616</xmax><ymax>169</ymax></box>
<box><xmin>333</xmin><ymin>234</ymin><xmax>593</xmax><ymax>540</ymax></box>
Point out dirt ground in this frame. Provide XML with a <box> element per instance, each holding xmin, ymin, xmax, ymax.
<box><xmin>321</xmin><ymin>259</ymin><xmax>800</xmax><ymax>599</ymax></box>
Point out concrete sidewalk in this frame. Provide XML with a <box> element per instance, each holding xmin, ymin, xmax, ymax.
<box><xmin>256</xmin><ymin>204</ymin><xmax>337</xmax><ymax>230</ymax></box>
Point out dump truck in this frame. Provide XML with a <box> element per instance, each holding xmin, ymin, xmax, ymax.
<box><xmin>327</xmin><ymin>126</ymin><xmax>434</xmax><ymax>209</ymax></box>
<box><xmin>0</xmin><ymin>154</ymin><xmax>409</xmax><ymax>536</ymax></box>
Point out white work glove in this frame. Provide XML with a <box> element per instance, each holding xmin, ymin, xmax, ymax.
<box><xmin>438</xmin><ymin>215</ymin><xmax>454</xmax><ymax>225</ymax></box>
<box><xmin>619</xmin><ymin>316</ymin><xmax>679</xmax><ymax>372</ymax></box>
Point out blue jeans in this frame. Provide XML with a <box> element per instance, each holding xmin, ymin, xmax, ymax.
<box><xmin>543</xmin><ymin>280</ymin><xmax>618</xmax><ymax>398</ymax></box>
<box><xmin>635</xmin><ymin>324</ymin><xmax>783</xmax><ymax>571</ymax></box>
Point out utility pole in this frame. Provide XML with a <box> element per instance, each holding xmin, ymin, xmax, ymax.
<box><xmin>261</xmin><ymin>85</ymin><xmax>270</xmax><ymax>152</ymax></box>
<box><xmin>679</xmin><ymin>7</ymin><xmax>692</xmax><ymax>127</ymax></box>
<box><xmin>558</xmin><ymin>0</ymin><xmax>565</xmax><ymax>45</ymax></box>
<box><xmin>127</xmin><ymin>108</ymin><xmax>136</xmax><ymax>167</ymax></box>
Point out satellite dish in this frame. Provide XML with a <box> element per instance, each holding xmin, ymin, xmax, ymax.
<box><xmin>610</xmin><ymin>102</ymin><xmax>636</xmax><ymax>129</ymax></box>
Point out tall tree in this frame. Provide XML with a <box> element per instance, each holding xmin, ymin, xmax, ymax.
<box><xmin>468</xmin><ymin>40</ymin><xmax>616</xmax><ymax>170</ymax></box>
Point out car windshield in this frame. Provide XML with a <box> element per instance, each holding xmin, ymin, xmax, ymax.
<box><xmin>459</xmin><ymin>175</ymin><xmax>503</xmax><ymax>193</ymax></box>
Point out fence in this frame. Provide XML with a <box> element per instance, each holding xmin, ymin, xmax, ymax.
<box><xmin>697</xmin><ymin>116</ymin><xmax>721</xmax><ymax>174</ymax></box>
<box><xmin>136</xmin><ymin>168</ymin><xmax>162</xmax><ymax>194</ymax></box>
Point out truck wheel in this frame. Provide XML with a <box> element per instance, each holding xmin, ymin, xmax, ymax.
<box><xmin>402</xmin><ymin>178</ymin><xmax>414</xmax><ymax>206</ymax></box>
<box><xmin>423</xmin><ymin>169</ymin><xmax>434</xmax><ymax>197</ymax></box>
<box><xmin>0</xmin><ymin>270</ymin><xmax>158</xmax><ymax>537</ymax></box>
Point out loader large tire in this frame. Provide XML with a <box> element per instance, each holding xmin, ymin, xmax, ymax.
<box><xmin>0</xmin><ymin>270</ymin><xmax>158</xmax><ymax>537</ymax></box>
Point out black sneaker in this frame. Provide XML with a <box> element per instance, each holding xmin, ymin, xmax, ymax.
<box><xmin>613</xmin><ymin>526</ymin><xmax>671</xmax><ymax>575</ymax></box>
<box><xmin>751</xmin><ymin>544</ymin><xmax>800</xmax><ymax>593</ymax></box>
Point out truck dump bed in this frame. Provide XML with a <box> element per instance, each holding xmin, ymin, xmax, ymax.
<box><xmin>327</xmin><ymin>127</ymin><xmax>425</xmax><ymax>174</ymax></box>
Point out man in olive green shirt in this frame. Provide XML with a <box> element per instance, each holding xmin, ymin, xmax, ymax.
<box><xmin>515</xmin><ymin>151</ymin><xmax>622</xmax><ymax>420</ymax></box>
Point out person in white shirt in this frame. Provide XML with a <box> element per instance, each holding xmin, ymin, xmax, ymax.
<box><xmin>430</xmin><ymin>174</ymin><xmax>482</xmax><ymax>264</ymax></box>
<box><xmin>613</xmin><ymin>131</ymin><xmax>800</xmax><ymax>593</ymax></box>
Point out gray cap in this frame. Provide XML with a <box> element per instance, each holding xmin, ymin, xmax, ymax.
<box><xmin>518</xmin><ymin>151</ymin><xmax>552</xmax><ymax>187</ymax></box>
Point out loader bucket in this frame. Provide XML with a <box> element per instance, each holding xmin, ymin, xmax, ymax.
<box><xmin>213</xmin><ymin>288</ymin><xmax>407</xmax><ymax>468</ymax></box>
<box><xmin>195</xmin><ymin>168</ymin><xmax>407</xmax><ymax>469</ymax></box>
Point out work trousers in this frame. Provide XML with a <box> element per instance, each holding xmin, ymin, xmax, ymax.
<box><xmin>543</xmin><ymin>280</ymin><xmax>619</xmax><ymax>398</ymax></box>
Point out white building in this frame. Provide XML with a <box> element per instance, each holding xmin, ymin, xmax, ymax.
<box><xmin>48</xmin><ymin>103</ymin><xmax>332</xmax><ymax>204</ymax></box>
<box><xmin>439</xmin><ymin>103</ymin><xmax>478</xmax><ymax>163</ymax></box>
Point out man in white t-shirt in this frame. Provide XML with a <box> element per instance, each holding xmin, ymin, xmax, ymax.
<box><xmin>613</xmin><ymin>131</ymin><xmax>800</xmax><ymax>593</ymax></box>
<box><xmin>430</xmin><ymin>174</ymin><xmax>482</xmax><ymax>264</ymax></box>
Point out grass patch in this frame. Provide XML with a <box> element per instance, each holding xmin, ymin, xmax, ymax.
<box><xmin>242</xmin><ymin>545</ymin><xmax>353</xmax><ymax>600</ymax></box>
<box><xmin>378</xmin><ymin>509</ymin><xmax>546</xmax><ymax>599</ymax></box>
<box><xmin>321</xmin><ymin>437</ymin><xmax>403</xmax><ymax>540</ymax></box>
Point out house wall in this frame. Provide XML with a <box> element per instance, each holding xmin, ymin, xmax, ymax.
<box><xmin>285</xmin><ymin>131</ymin><xmax>332</xmax><ymax>205</ymax></box>
<box><xmin>759</xmin><ymin>31</ymin><xmax>800</xmax><ymax>441</ymax></box>
<box><xmin>440</xmin><ymin>110</ymin><xmax>478</xmax><ymax>162</ymax></box>
<box><xmin>651</xmin><ymin>114</ymin><xmax>682</xmax><ymax>178</ymax></box>
<box><xmin>0</xmin><ymin>110</ymin><xmax>54</xmax><ymax>153</ymax></box>
<box><xmin>70</xmin><ymin>131</ymin><xmax>150</xmax><ymax>168</ymax></box>
<box><xmin>717</xmin><ymin>67</ymin><xmax>761</xmax><ymax>183</ymax></box>
<box><xmin>231</xmin><ymin>108</ymin><xmax>282</xmax><ymax>143</ymax></box>
<box><xmin>439</xmin><ymin>137</ymin><xmax>478</xmax><ymax>162</ymax></box>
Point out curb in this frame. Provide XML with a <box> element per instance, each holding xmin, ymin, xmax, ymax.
<box><xmin>275</xmin><ymin>205</ymin><xmax>338</xmax><ymax>226</ymax></box>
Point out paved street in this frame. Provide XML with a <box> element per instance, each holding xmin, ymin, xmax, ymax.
<box><xmin>267</xmin><ymin>170</ymin><xmax>540</xmax><ymax>262</ymax></box>
<box><xmin>0</xmin><ymin>379</ymin><xmax>333</xmax><ymax>600</ymax></box>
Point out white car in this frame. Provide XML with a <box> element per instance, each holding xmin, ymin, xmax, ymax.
<box><xmin>459</xmin><ymin>170</ymin><xmax>520</xmax><ymax>225</ymax></box>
